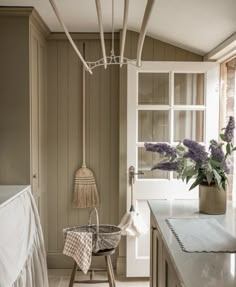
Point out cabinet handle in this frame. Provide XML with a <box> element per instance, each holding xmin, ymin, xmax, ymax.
<box><xmin>33</xmin><ymin>174</ymin><xmax>37</xmax><ymax>179</ymax></box>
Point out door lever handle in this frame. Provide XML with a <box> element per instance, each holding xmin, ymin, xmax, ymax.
<box><xmin>128</xmin><ymin>166</ymin><xmax>144</xmax><ymax>184</ymax></box>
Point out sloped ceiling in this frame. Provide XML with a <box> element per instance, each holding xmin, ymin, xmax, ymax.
<box><xmin>1</xmin><ymin>0</ymin><xmax>236</xmax><ymax>55</ymax></box>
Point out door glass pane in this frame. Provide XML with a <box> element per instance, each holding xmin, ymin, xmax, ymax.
<box><xmin>174</xmin><ymin>73</ymin><xmax>204</xmax><ymax>105</ymax></box>
<box><xmin>139</xmin><ymin>73</ymin><xmax>169</xmax><ymax>105</ymax></box>
<box><xmin>138</xmin><ymin>111</ymin><xmax>169</xmax><ymax>142</ymax></box>
<box><xmin>174</xmin><ymin>111</ymin><xmax>204</xmax><ymax>142</ymax></box>
<box><xmin>138</xmin><ymin>147</ymin><xmax>168</xmax><ymax>179</ymax></box>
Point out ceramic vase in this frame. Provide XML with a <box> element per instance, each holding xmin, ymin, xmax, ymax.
<box><xmin>199</xmin><ymin>184</ymin><xmax>226</xmax><ymax>215</ymax></box>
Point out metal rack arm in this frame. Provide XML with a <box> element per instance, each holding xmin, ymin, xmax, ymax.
<box><xmin>136</xmin><ymin>0</ymin><xmax>155</xmax><ymax>67</ymax></box>
<box><xmin>49</xmin><ymin>0</ymin><xmax>92</xmax><ymax>74</ymax></box>
<box><xmin>95</xmin><ymin>0</ymin><xmax>107</xmax><ymax>69</ymax></box>
<box><xmin>120</xmin><ymin>0</ymin><xmax>130</xmax><ymax>67</ymax></box>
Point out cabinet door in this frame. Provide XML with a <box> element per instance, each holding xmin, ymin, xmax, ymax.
<box><xmin>162</xmin><ymin>246</ymin><xmax>183</xmax><ymax>287</ymax></box>
<box><xmin>38</xmin><ymin>36</ymin><xmax>48</xmax><ymax>240</ymax></box>
<box><xmin>31</xmin><ymin>30</ymin><xmax>39</xmax><ymax>203</ymax></box>
<box><xmin>30</xmin><ymin>23</ymin><xmax>48</xmax><ymax>241</ymax></box>
<box><xmin>150</xmin><ymin>226</ymin><xmax>163</xmax><ymax>287</ymax></box>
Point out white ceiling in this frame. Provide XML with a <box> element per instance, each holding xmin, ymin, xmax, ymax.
<box><xmin>1</xmin><ymin>0</ymin><xmax>236</xmax><ymax>55</ymax></box>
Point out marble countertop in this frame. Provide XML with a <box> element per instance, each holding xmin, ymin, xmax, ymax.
<box><xmin>0</xmin><ymin>185</ymin><xmax>30</xmax><ymax>208</ymax></box>
<box><xmin>148</xmin><ymin>200</ymin><xmax>236</xmax><ymax>287</ymax></box>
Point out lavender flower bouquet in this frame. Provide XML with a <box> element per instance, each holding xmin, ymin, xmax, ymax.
<box><xmin>145</xmin><ymin>117</ymin><xmax>236</xmax><ymax>191</ymax></box>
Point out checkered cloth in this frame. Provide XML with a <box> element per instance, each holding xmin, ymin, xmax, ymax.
<box><xmin>63</xmin><ymin>231</ymin><xmax>93</xmax><ymax>274</ymax></box>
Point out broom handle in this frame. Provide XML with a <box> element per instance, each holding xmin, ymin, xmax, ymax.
<box><xmin>82</xmin><ymin>45</ymin><xmax>86</xmax><ymax>168</ymax></box>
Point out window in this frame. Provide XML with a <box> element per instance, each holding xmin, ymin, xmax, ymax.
<box><xmin>138</xmin><ymin>72</ymin><xmax>206</xmax><ymax>179</ymax></box>
<box><xmin>221</xmin><ymin>57</ymin><xmax>236</xmax><ymax>202</ymax></box>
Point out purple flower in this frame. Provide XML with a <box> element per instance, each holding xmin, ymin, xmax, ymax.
<box><xmin>152</xmin><ymin>162</ymin><xmax>179</xmax><ymax>171</ymax></box>
<box><xmin>144</xmin><ymin>143</ymin><xmax>176</xmax><ymax>156</ymax></box>
<box><xmin>183</xmin><ymin>139</ymin><xmax>208</xmax><ymax>162</ymax></box>
<box><xmin>210</xmin><ymin>145</ymin><xmax>224</xmax><ymax>162</ymax></box>
<box><xmin>184</xmin><ymin>150</ymin><xmax>208</xmax><ymax>162</ymax></box>
<box><xmin>183</xmin><ymin>139</ymin><xmax>206</xmax><ymax>153</ymax></box>
<box><xmin>224</xmin><ymin>116</ymin><xmax>235</xmax><ymax>142</ymax></box>
<box><xmin>209</xmin><ymin>145</ymin><xmax>229</xmax><ymax>173</ymax></box>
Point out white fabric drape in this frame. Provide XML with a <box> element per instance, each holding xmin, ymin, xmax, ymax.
<box><xmin>0</xmin><ymin>187</ymin><xmax>48</xmax><ymax>287</ymax></box>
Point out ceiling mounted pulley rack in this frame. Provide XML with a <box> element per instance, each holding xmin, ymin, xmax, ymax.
<box><xmin>49</xmin><ymin>0</ymin><xmax>155</xmax><ymax>74</ymax></box>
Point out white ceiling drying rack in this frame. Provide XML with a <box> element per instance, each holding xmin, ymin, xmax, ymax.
<box><xmin>49</xmin><ymin>0</ymin><xmax>155</xmax><ymax>74</ymax></box>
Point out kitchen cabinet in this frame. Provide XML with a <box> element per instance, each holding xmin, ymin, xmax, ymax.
<box><xmin>150</xmin><ymin>217</ymin><xmax>182</xmax><ymax>287</ymax></box>
<box><xmin>149</xmin><ymin>200</ymin><xmax>236</xmax><ymax>287</ymax></box>
<box><xmin>0</xmin><ymin>7</ymin><xmax>49</xmax><ymax>239</ymax></box>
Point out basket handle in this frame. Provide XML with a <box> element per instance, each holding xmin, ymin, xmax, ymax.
<box><xmin>89</xmin><ymin>207</ymin><xmax>99</xmax><ymax>234</ymax></box>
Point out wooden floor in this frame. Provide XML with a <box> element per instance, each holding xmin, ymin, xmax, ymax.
<box><xmin>48</xmin><ymin>269</ymin><xmax>149</xmax><ymax>287</ymax></box>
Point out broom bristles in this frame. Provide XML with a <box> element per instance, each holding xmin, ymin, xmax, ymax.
<box><xmin>73</xmin><ymin>167</ymin><xmax>99</xmax><ymax>208</ymax></box>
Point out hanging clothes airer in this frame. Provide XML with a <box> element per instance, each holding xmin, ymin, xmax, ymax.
<box><xmin>118</xmin><ymin>167</ymin><xmax>148</xmax><ymax>237</ymax></box>
<box><xmin>73</xmin><ymin>44</ymin><xmax>99</xmax><ymax>208</ymax></box>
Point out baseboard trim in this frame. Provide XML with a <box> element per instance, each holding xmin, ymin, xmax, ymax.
<box><xmin>116</xmin><ymin>256</ymin><xmax>126</xmax><ymax>276</ymax></box>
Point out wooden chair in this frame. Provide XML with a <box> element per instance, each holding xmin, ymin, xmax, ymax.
<box><xmin>69</xmin><ymin>248</ymin><xmax>116</xmax><ymax>287</ymax></box>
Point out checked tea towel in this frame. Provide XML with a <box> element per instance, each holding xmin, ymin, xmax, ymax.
<box><xmin>63</xmin><ymin>231</ymin><xmax>93</xmax><ymax>273</ymax></box>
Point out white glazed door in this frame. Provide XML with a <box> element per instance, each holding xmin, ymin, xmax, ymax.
<box><xmin>126</xmin><ymin>61</ymin><xmax>220</xmax><ymax>277</ymax></box>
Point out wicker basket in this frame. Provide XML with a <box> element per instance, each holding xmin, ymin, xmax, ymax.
<box><xmin>63</xmin><ymin>208</ymin><xmax>121</xmax><ymax>253</ymax></box>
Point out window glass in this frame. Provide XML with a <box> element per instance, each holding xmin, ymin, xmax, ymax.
<box><xmin>174</xmin><ymin>73</ymin><xmax>204</xmax><ymax>105</ymax></box>
<box><xmin>138</xmin><ymin>111</ymin><xmax>169</xmax><ymax>142</ymax></box>
<box><xmin>138</xmin><ymin>147</ymin><xmax>168</xmax><ymax>179</ymax></box>
<box><xmin>139</xmin><ymin>73</ymin><xmax>169</xmax><ymax>105</ymax></box>
<box><xmin>174</xmin><ymin>111</ymin><xmax>204</xmax><ymax>142</ymax></box>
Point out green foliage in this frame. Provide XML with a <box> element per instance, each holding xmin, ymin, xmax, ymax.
<box><xmin>147</xmin><ymin>118</ymin><xmax>236</xmax><ymax>191</ymax></box>
<box><xmin>154</xmin><ymin>137</ymin><xmax>236</xmax><ymax>191</ymax></box>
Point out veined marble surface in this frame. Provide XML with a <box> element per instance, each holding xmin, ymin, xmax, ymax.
<box><xmin>0</xmin><ymin>185</ymin><xmax>30</xmax><ymax>207</ymax></box>
<box><xmin>148</xmin><ymin>200</ymin><xmax>236</xmax><ymax>287</ymax></box>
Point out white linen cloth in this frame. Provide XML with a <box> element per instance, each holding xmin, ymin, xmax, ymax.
<box><xmin>0</xmin><ymin>187</ymin><xmax>48</xmax><ymax>287</ymax></box>
<box><xmin>119</xmin><ymin>211</ymin><xmax>148</xmax><ymax>237</ymax></box>
<box><xmin>166</xmin><ymin>218</ymin><xmax>236</xmax><ymax>253</ymax></box>
<box><xmin>63</xmin><ymin>231</ymin><xmax>92</xmax><ymax>274</ymax></box>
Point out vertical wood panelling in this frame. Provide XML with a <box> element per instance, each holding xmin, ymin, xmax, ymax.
<box><xmin>67</xmin><ymin>41</ymin><xmax>88</xmax><ymax>227</ymax></box>
<box><xmin>142</xmin><ymin>36</ymin><xmax>154</xmax><ymax>60</ymax></box>
<box><xmin>47</xmin><ymin>30</ymin><xmax>202</xmax><ymax>267</ymax></box>
<box><xmin>47</xmin><ymin>38</ymin><xmax>120</xmax><ymax>266</ymax></box>
<box><xmin>38</xmin><ymin>39</ymin><xmax>48</xmax><ymax>245</ymax></box>
<box><xmin>86</xmin><ymin>41</ymin><xmax>101</xmax><ymax>215</ymax></box>
<box><xmin>31</xmin><ymin>34</ymin><xmax>39</xmax><ymax>198</ymax></box>
<box><xmin>153</xmin><ymin>40</ymin><xmax>165</xmax><ymax>60</ymax></box>
<box><xmin>125</xmin><ymin>30</ymin><xmax>203</xmax><ymax>62</ymax></box>
<box><xmin>57</xmin><ymin>41</ymin><xmax>69</xmax><ymax>250</ymax></box>
<box><xmin>99</xmin><ymin>44</ymin><xmax>111</xmax><ymax>222</ymax></box>
<box><xmin>0</xmin><ymin>17</ymin><xmax>30</xmax><ymax>184</ymax></box>
<box><xmin>110</xmin><ymin>42</ymin><xmax>119</xmax><ymax>224</ymax></box>
<box><xmin>86</xmin><ymin>42</ymin><xmax>100</xmax><ymax>220</ymax></box>
<box><xmin>47</xmin><ymin>41</ymin><xmax>58</xmax><ymax>252</ymax></box>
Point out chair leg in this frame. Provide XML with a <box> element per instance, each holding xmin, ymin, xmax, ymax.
<box><xmin>105</xmin><ymin>256</ymin><xmax>113</xmax><ymax>287</ymax></box>
<box><xmin>107</xmin><ymin>255</ymin><xmax>116</xmax><ymax>287</ymax></box>
<box><xmin>69</xmin><ymin>261</ymin><xmax>77</xmax><ymax>287</ymax></box>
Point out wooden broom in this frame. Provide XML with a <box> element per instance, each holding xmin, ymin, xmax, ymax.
<box><xmin>73</xmin><ymin>45</ymin><xmax>99</xmax><ymax>208</ymax></box>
